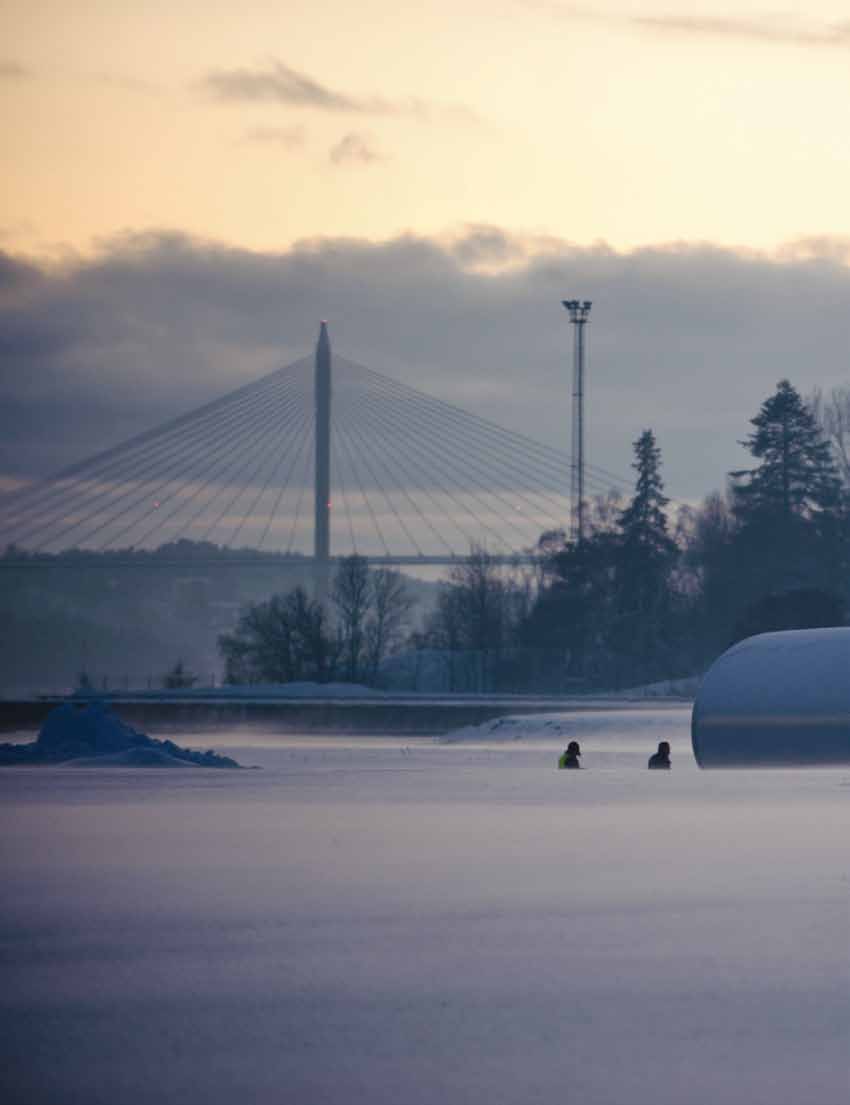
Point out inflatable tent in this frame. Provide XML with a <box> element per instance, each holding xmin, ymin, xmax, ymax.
<box><xmin>692</xmin><ymin>627</ymin><xmax>850</xmax><ymax>767</ymax></box>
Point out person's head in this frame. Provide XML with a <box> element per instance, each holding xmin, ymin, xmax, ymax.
<box><xmin>567</xmin><ymin>740</ymin><xmax>581</xmax><ymax>756</ymax></box>
<box><xmin>658</xmin><ymin>741</ymin><xmax>670</xmax><ymax>756</ymax></box>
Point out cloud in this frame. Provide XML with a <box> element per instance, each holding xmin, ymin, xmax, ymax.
<box><xmin>450</xmin><ymin>226</ymin><xmax>526</xmax><ymax>268</ymax></box>
<box><xmin>0</xmin><ymin>223</ymin><xmax>39</xmax><ymax>255</ymax></box>
<box><xmin>632</xmin><ymin>13</ymin><xmax>850</xmax><ymax>48</ymax></box>
<box><xmin>204</xmin><ymin>59</ymin><xmax>423</xmax><ymax>116</ymax></box>
<box><xmin>776</xmin><ymin>236</ymin><xmax>850</xmax><ymax>264</ymax></box>
<box><xmin>205</xmin><ymin>59</ymin><xmax>358</xmax><ymax>110</ymax></box>
<box><xmin>532</xmin><ymin>5</ymin><xmax>850</xmax><ymax>50</ymax></box>
<box><xmin>201</xmin><ymin>58</ymin><xmax>480</xmax><ymax>124</ymax></box>
<box><xmin>0</xmin><ymin>60</ymin><xmax>29</xmax><ymax>80</ymax></box>
<box><xmin>329</xmin><ymin>132</ymin><xmax>384</xmax><ymax>166</ymax></box>
<box><xmin>242</xmin><ymin>126</ymin><xmax>306</xmax><ymax>149</ymax></box>
<box><xmin>2</xmin><ymin>227</ymin><xmax>850</xmax><ymax>506</ymax></box>
<box><xmin>448</xmin><ymin>225</ymin><xmax>563</xmax><ymax>271</ymax></box>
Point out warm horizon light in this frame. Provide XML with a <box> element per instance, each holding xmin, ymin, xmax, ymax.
<box><xmin>5</xmin><ymin>1</ymin><xmax>850</xmax><ymax>259</ymax></box>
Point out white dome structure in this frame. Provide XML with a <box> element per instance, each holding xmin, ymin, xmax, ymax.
<box><xmin>692</xmin><ymin>627</ymin><xmax>850</xmax><ymax>767</ymax></box>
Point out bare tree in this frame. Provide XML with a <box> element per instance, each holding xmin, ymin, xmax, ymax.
<box><xmin>365</xmin><ymin>569</ymin><xmax>414</xmax><ymax>682</ymax></box>
<box><xmin>332</xmin><ymin>555</ymin><xmax>371</xmax><ymax>682</ymax></box>
<box><xmin>332</xmin><ymin>556</ymin><xmax>415</xmax><ymax>685</ymax></box>
<box><xmin>218</xmin><ymin>587</ymin><xmax>336</xmax><ymax>684</ymax></box>
<box><xmin>421</xmin><ymin>546</ymin><xmax>529</xmax><ymax>689</ymax></box>
<box><xmin>426</xmin><ymin>581</ymin><xmax>466</xmax><ymax>692</ymax></box>
<box><xmin>427</xmin><ymin>545</ymin><xmax>536</xmax><ymax>656</ymax></box>
<box><xmin>448</xmin><ymin>547</ymin><xmax>506</xmax><ymax>654</ymax></box>
<box><xmin>820</xmin><ymin>386</ymin><xmax>850</xmax><ymax>488</ymax></box>
<box><xmin>219</xmin><ymin>559</ymin><xmax>415</xmax><ymax>689</ymax></box>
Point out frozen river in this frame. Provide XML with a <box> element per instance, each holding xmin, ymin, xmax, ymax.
<box><xmin>1</xmin><ymin>705</ymin><xmax>848</xmax><ymax>1105</ymax></box>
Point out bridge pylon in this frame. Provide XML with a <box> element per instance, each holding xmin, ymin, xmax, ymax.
<box><xmin>313</xmin><ymin>321</ymin><xmax>332</xmax><ymax>603</ymax></box>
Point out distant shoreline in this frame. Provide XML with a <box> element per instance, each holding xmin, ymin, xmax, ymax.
<box><xmin>0</xmin><ymin>694</ymin><xmax>693</xmax><ymax>738</ymax></box>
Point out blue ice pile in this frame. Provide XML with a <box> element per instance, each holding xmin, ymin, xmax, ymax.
<box><xmin>0</xmin><ymin>700</ymin><xmax>240</xmax><ymax>767</ymax></box>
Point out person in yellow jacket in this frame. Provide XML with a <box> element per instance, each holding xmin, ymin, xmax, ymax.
<box><xmin>558</xmin><ymin>740</ymin><xmax>581</xmax><ymax>769</ymax></box>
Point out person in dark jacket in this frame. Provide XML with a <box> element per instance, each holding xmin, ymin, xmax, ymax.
<box><xmin>648</xmin><ymin>740</ymin><xmax>671</xmax><ymax>769</ymax></box>
<box><xmin>558</xmin><ymin>740</ymin><xmax>581</xmax><ymax>769</ymax></box>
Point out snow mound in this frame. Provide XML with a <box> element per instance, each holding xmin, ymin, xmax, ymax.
<box><xmin>0</xmin><ymin>701</ymin><xmax>240</xmax><ymax>768</ymax></box>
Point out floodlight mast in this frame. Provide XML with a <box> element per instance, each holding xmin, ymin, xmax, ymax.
<box><xmin>562</xmin><ymin>300</ymin><xmax>592</xmax><ymax>544</ymax></box>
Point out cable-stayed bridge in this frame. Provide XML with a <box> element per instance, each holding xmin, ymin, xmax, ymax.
<box><xmin>0</xmin><ymin>324</ymin><xmax>626</xmax><ymax>569</ymax></box>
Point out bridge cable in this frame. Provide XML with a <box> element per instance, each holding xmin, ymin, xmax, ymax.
<box><xmin>342</xmin><ymin>391</ymin><xmax>512</xmax><ymax>554</ymax></box>
<box><xmin>352</xmin><ymin>367</ymin><xmax>622</xmax><ymax>516</ymax></box>
<box><xmin>345</xmin><ymin>360</ymin><xmax>688</xmax><ymax>509</ymax></box>
<box><xmin>119</xmin><ymin>379</ymin><xmax>312</xmax><ymax>551</ymax></box>
<box><xmin>335</xmin><ymin>383</ymin><xmax>508</xmax><ymax>553</ymax></box>
<box><xmin>227</xmin><ymin>391</ymin><xmax>315</xmax><ymax>549</ymax></box>
<box><xmin>92</xmin><ymin>371</ymin><xmax>312</xmax><ymax>551</ymax></box>
<box><xmin>329</xmin><ymin>411</ymin><xmax>392</xmax><ymax>557</ymax></box>
<box><xmin>333</xmin><ymin>413</ymin><xmax>426</xmax><ymax>556</ymax></box>
<box><xmin>282</xmin><ymin>413</ymin><xmax>315</xmax><ymax>555</ymax></box>
<box><xmin>28</xmin><ymin>369</ymin><xmax>309</xmax><ymax>552</ymax></box>
<box><xmin>330</xmin><ymin>422</ymin><xmax>359</xmax><ymax>556</ymax></box>
<box><xmin>0</xmin><ymin>358</ymin><xmax>311</xmax><ymax>532</ymax></box>
<box><xmin>344</xmin><ymin>360</ymin><xmax>627</xmax><ymax>503</ymax></box>
<box><xmin>196</xmin><ymin>383</ymin><xmax>312</xmax><ymax>545</ymax></box>
<box><xmin>341</xmin><ymin>368</ymin><xmax>566</xmax><ymax>545</ymax></box>
<box><xmin>334</xmin><ymin>387</ymin><xmax>474</xmax><ymax>553</ymax></box>
<box><xmin>333</xmin><ymin>408</ymin><xmax>427</xmax><ymax>557</ymax></box>
<box><xmin>13</xmin><ymin>364</ymin><xmax>310</xmax><ymax>549</ymax></box>
<box><xmin>332</xmin><ymin>388</ymin><xmax>458</xmax><ymax>556</ymax></box>
<box><xmin>341</xmin><ymin>378</ymin><xmax>543</xmax><ymax>551</ymax></box>
<box><xmin>258</xmin><ymin>410</ymin><xmax>315</xmax><ymax>552</ymax></box>
<box><xmin>347</xmin><ymin>360</ymin><xmax>577</xmax><ymax>468</ymax></box>
<box><xmin>339</xmin><ymin>360</ymin><xmax>578</xmax><ymax>520</ymax></box>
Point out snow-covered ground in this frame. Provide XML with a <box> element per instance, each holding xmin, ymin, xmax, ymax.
<box><xmin>1</xmin><ymin>706</ymin><xmax>848</xmax><ymax>1105</ymax></box>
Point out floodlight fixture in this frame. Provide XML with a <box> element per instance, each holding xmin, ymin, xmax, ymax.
<box><xmin>562</xmin><ymin>299</ymin><xmax>592</xmax><ymax>324</ymax></box>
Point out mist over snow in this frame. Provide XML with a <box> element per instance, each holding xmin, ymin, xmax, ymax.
<box><xmin>1</xmin><ymin>707</ymin><xmax>848</xmax><ymax>1105</ymax></box>
<box><xmin>2</xmin><ymin>230</ymin><xmax>850</xmax><ymax>501</ymax></box>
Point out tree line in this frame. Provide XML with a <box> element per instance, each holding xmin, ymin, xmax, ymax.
<box><xmin>4</xmin><ymin>378</ymin><xmax>845</xmax><ymax>693</ymax></box>
<box><xmin>220</xmin><ymin>380</ymin><xmax>848</xmax><ymax>691</ymax></box>
<box><xmin>218</xmin><ymin>558</ymin><xmax>413</xmax><ymax>685</ymax></box>
<box><xmin>414</xmin><ymin>379</ymin><xmax>849</xmax><ymax>689</ymax></box>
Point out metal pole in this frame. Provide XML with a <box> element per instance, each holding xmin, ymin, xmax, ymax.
<box><xmin>576</xmin><ymin>316</ymin><xmax>585</xmax><ymax>543</ymax></box>
<box><xmin>314</xmin><ymin>321</ymin><xmax>331</xmax><ymax>600</ymax></box>
<box><xmin>562</xmin><ymin>300</ymin><xmax>592</xmax><ymax>544</ymax></box>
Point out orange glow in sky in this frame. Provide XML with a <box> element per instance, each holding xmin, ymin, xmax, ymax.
<box><xmin>4</xmin><ymin>1</ymin><xmax>850</xmax><ymax>258</ymax></box>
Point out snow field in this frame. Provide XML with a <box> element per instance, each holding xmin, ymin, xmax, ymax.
<box><xmin>1</xmin><ymin>706</ymin><xmax>848</xmax><ymax>1105</ymax></box>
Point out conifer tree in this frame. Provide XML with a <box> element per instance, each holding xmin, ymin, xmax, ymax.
<box><xmin>617</xmin><ymin>429</ymin><xmax>677</xmax><ymax>561</ymax></box>
<box><xmin>721</xmin><ymin>380</ymin><xmax>845</xmax><ymax>625</ymax></box>
<box><xmin>612</xmin><ymin>429</ymin><xmax>678</xmax><ymax>680</ymax></box>
<box><xmin>731</xmin><ymin>379</ymin><xmax>840</xmax><ymax>522</ymax></box>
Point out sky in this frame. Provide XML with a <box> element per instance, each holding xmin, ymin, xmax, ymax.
<box><xmin>2</xmin><ymin>0</ymin><xmax>850</xmax><ymax>528</ymax></box>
